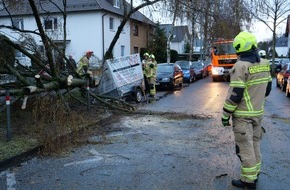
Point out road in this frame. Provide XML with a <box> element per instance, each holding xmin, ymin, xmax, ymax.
<box><xmin>0</xmin><ymin>76</ymin><xmax>289</xmax><ymax>190</ymax></box>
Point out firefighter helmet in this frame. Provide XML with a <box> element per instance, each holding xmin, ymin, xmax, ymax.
<box><xmin>150</xmin><ymin>54</ymin><xmax>155</xmax><ymax>60</ymax></box>
<box><xmin>86</xmin><ymin>51</ymin><xmax>93</xmax><ymax>56</ymax></box>
<box><xmin>143</xmin><ymin>52</ymin><xmax>149</xmax><ymax>57</ymax></box>
<box><xmin>258</xmin><ymin>50</ymin><xmax>266</xmax><ymax>57</ymax></box>
<box><xmin>233</xmin><ymin>31</ymin><xmax>257</xmax><ymax>53</ymax></box>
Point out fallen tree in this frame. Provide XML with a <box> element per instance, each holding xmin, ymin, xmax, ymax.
<box><xmin>0</xmin><ymin>0</ymin><xmax>162</xmax><ymax>112</ymax></box>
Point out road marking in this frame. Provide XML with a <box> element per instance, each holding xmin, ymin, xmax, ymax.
<box><xmin>64</xmin><ymin>157</ymin><xmax>103</xmax><ymax>167</ymax></box>
<box><xmin>6</xmin><ymin>171</ymin><xmax>16</xmax><ymax>190</ymax></box>
<box><xmin>89</xmin><ymin>149</ymin><xmax>101</xmax><ymax>156</ymax></box>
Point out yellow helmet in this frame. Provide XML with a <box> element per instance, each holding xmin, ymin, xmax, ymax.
<box><xmin>143</xmin><ymin>52</ymin><xmax>149</xmax><ymax>57</ymax></box>
<box><xmin>150</xmin><ymin>54</ymin><xmax>155</xmax><ymax>60</ymax></box>
<box><xmin>233</xmin><ymin>31</ymin><xmax>257</xmax><ymax>53</ymax></box>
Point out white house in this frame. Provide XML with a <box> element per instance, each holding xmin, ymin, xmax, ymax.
<box><xmin>0</xmin><ymin>0</ymin><xmax>153</xmax><ymax>65</ymax></box>
<box><xmin>160</xmin><ymin>24</ymin><xmax>201</xmax><ymax>54</ymax></box>
<box><xmin>275</xmin><ymin>35</ymin><xmax>288</xmax><ymax>57</ymax></box>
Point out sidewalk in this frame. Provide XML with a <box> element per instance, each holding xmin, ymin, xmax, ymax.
<box><xmin>0</xmin><ymin>90</ymin><xmax>169</xmax><ymax>171</ymax></box>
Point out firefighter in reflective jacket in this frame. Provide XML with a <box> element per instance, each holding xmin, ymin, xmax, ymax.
<box><xmin>77</xmin><ymin>51</ymin><xmax>93</xmax><ymax>76</ymax></box>
<box><xmin>142</xmin><ymin>53</ymin><xmax>150</xmax><ymax>93</ymax></box>
<box><xmin>222</xmin><ymin>31</ymin><xmax>272</xmax><ymax>189</ymax></box>
<box><xmin>146</xmin><ymin>54</ymin><xmax>157</xmax><ymax>97</ymax></box>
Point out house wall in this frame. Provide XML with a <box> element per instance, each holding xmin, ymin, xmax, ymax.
<box><xmin>130</xmin><ymin>21</ymin><xmax>152</xmax><ymax>54</ymax></box>
<box><xmin>0</xmin><ymin>15</ymin><xmax>43</xmax><ymax>44</ymax></box>
<box><xmin>66</xmin><ymin>12</ymin><xmax>130</xmax><ymax>61</ymax></box>
<box><xmin>65</xmin><ymin>12</ymin><xmax>103</xmax><ymax>61</ymax></box>
<box><xmin>275</xmin><ymin>47</ymin><xmax>289</xmax><ymax>57</ymax></box>
<box><xmin>171</xmin><ymin>42</ymin><xmax>185</xmax><ymax>54</ymax></box>
<box><xmin>0</xmin><ymin>11</ymin><xmax>131</xmax><ymax>64</ymax></box>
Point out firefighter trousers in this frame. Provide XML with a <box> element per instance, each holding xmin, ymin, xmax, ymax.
<box><xmin>232</xmin><ymin>116</ymin><xmax>263</xmax><ymax>183</ymax></box>
<box><xmin>147</xmin><ymin>77</ymin><xmax>156</xmax><ymax>96</ymax></box>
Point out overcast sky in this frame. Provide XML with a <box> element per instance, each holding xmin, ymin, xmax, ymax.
<box><xmin>134</xmin><ymin>1</ymin><xmax>287</xmax><ymax>42</ymax></box>
<box><xmin>250</xmin><ymin>21</ymin><xmax>287</xmax><ymax>42</ymax></box>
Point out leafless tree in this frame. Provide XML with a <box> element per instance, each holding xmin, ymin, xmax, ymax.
<box><xmin>155</xmin><ymin>0</ymin><xmax>252</xmax><ymax>60</ymax></box>
<box><xmin>0</xmin><ymin>0</ymin><xmax>162</xmax><ymax>111</ymax></box>
<box><xmin>244</xmin><ymin>0</ymin><xmax>290</xmax><ymax>75</ymax></box>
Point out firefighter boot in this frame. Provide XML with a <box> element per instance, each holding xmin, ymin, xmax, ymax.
<box><xmin>254</xmin><ymin>173</ymin><xmax>260</xmax><ymax>183</ymax></box>
<box><xmin>232</xmin><ymin>179</ymin><xmax>256</xmax><ymax>189</ymax></box>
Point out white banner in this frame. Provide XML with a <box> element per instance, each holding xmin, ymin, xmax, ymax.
<box><xmin>106</xmin><ymin>54</ymin><xmax>143</xmax><ymax>88</ymax></box>
<box><xmin>97</xmin><ymin>54</ymin><xmax>143</xmax><ymax>95</ymax></box>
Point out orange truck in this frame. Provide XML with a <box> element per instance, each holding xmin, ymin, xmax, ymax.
<box><xmin>211</xmin><ymin>39</ymin><xmax>238</xmax><ymax>81</ymax></box>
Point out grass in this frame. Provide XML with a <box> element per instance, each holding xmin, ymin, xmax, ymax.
<box><xmin>0</xmin><ymin>136</ymin><xmax>40</xmax><ymax>162</ymax></box>
<box><xmin>0</xmin><ymin>93</ymin><xmax>111</xmax><ymax>164</ymax></box>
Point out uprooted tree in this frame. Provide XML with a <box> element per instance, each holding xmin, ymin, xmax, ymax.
<box><xmin>0</xmin><ymin>0</ymin><xmax>162</xmax><ymax>111</ymax></box>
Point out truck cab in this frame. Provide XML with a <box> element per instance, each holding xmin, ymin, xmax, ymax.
<box><xmin>211</xmin><ymin>40</ymin><xmax>237</xmax><ymax>82</ymax></box>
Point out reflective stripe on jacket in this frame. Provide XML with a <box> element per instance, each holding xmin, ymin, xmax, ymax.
<box><xmin>223</xmin><ymin>58</ymin><xmax>272</xmax><ymax>118</ymax></box>
<box><xmin>76</xmin><ymin>56</ymin><xmax>90</xmax><ymax>75</ymax></box>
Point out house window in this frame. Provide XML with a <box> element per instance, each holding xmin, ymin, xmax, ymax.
<box><xmin>113</xmin><ymin>0</ymin><xmax>120</xmax><ymax>8</ymax></box>
<box><xmin>109</xmin><ymin>17</ymin><xmax>114</xmax><ymax>30</ymax></box>
<box><xmin>133</xmin><ymin>24</ymin><xmax>138</xmax><ymax>36</ymax></box>
<box><xmin>133</xmin><ymin>47</ymin><xmax>138</xmax><ymax>54</ymax></box>
<box><xmin>44</xmin><ymin>18</ymin><xmax>58</xmax><ymax>31</ymax></box>
<box><xmin>12</xmin><ymin>19</ymin><xmax>24</xmax><ymax>30</ymax></box>
<box><xmin>121</xmin><ymin>45</ymin><xmax>125</xmax><ymax>56</ymax></box>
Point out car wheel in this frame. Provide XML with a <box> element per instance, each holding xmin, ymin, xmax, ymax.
<box><xmin>276</xmin><ymin>78</ymin><xmax>280</xmax><ymax>87</ymax></box>
<box><xmin>134</xmin><ymin>88</ymin><xmax>143</xmax><ymax>103</ymax></box>
<box><xmin>179</xmin><ymin>82</ymin><xmax>183</xmax><ymax>90</ymax></box>
<box><xmin>280</xmin><ymin>79</ymin><xmax>286</xmax><ymax>91</ymax></box>
<box><xmin>169</xmin><ymin>83</ymin><xmax>174</xmax><ymax>91</ymax></box>
<box><xmin>286</xmin><ymin>88</ymin><xmax>290</xmax><ymax>97</ymax></box>
<box><xmin>192</xmin><ymin>75</ymin><xmax>196</xmax><ymax>82</ymax></box>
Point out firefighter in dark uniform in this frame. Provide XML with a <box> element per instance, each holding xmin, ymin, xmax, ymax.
<box><xmin>222</xmin><ymin>31</ymin><xmax>272</xmax><ymax>189</ymax></box>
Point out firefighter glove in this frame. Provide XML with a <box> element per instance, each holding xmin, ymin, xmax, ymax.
<box><xmin>221</xmin><ymin>115</ymin><xmax>231</xmax><ymax>127</ymax></box>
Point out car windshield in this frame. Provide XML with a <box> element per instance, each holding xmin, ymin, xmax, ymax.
<box><xmin>213</xmin><ymin>42</ymin><xmax>236</xmax><ymax>55</ymax></box>
<box><xmin>157</xmin><ymin>65</ymin><xmax>173</xmax><ymax>73</ymax></box>
<box><xmin>176</xmin><ymin>61</ymin><xmax>189</xmax><ymax>69</ymax></box>
<box><xmin>192</xmin><ymin>62</ymin><xmax>203</xmax><ymax>69</ymax></box>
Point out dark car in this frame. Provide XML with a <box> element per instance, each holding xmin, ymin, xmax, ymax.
<box><xmin>191</xmin><ymin>61</ymin><xmax>206</xmax><ymax>79</ymax></box>
<box><xmin>175</xmin><ymin>60</ymin><xmax>196</xmax><ymax>84</ymax></box>
<box><xmin>269</xmin><ymin>59</ymin><xmax>282</xmax><ymax>73</ymax></box>
<box><xmin>276</xmin><ymin>63</ymin><xmax>290</xmax><ymax>91</ymax></box>
<box><xmin>156</xmin><ymin>63</ymin><xmax>183</xmax><ymax>91</ymax></box>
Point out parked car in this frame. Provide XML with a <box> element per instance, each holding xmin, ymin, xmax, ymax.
<box><xmin>269</xmin><ymin>59</ymin><xmax>282</xmax><ymax>73</ymax></box>
<box><xmin>280</xmin><ymin>58</ymin><xmax>290</xmax><ymax>67</ymax></box>
<box><xmin>156</xmin><ymin>63</ymin><xmax>183</xmax><ymax>91</ymax></box>
<box><xmin>175</xmin><ymin>60</ymin><xmax>196</xmax><ymax>84</ymax></box>
<box><xmin>286</xmin><ymin>76</ymin><xmax>290</xmax><ymax>97</ymax></box>
<box><xmin>191</xmin><ymin>61</ymin><xmax>206</xmax><ymax>79</ymax></box>
<box><xmin>202</xmin><ymin>60</ymin><xmax>212</xmax><ymax>76</ymax></box>
<box><xmin>276</xmin><ymin>62</ymin><xmax>290</xmax><ymax>91</ymax></box>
